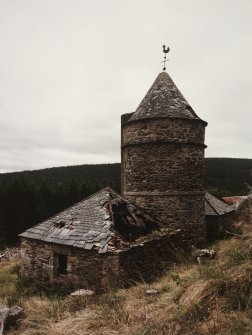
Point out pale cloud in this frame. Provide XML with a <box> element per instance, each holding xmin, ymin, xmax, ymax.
<box><xmin>0</xmin><ymin>0</ymin><xmax>251</xmax><ymax>172</ymax></box>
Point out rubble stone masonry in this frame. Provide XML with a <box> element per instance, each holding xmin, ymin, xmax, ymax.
<box><xmin>20</xmin><ymin>238</ymin><xmax>120</xmax><ymax>289</ymax></box>
<box><xmin>20</xmin><ymin>232</ymin><xmax>183</xmax><ymax>288</ymax></box>
<box><xmin>121</xmin><ymin>117</ymin><xmax>207</xmax><ymax>246</ymax></box>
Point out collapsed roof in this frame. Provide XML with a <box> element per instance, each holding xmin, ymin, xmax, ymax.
<box><xmin>19</xmin><ymin>188</ymin><xmax>233</xmax><ymax>253</ymax></box>
<box><xmin>19</xmin><ymin>187</ymin><xmax>175</xmax><ymax>254</ymax></box>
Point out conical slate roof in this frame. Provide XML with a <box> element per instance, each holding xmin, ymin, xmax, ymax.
<box><xmin>129</xmin><ymin>71</ymin><xmax>205</xmax><ymax>123</ymax></box>
<box><xmin>205</xmin><ymin>192</ymin><xmax>235</xmax><ymax>216</ymax></box>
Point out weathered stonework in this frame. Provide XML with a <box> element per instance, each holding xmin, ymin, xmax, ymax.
<box><xmin>121</xmin><ymin>72</ymin><xmax>207</xmax><ymax>247</ymax></box>
<box><xmin>20</xmin><ymin>229</ymin><xmax>182</xmax><ymax>289</ymax></box>
<box><xmin>122</xmin><ymin>118</ymin><xmax>206</xmax><ymax>146</ymax></box>
<box><xmin>121</xmin><ymin>118</ymin><xmax>206</xmax><ymax>246</ymax></box>
<box><xmin>126</xmin><ymin>193</ymin><xmax>205</xmax><ymax>245</ymax></box>
<box><xmin>205</xmin><ymin>212</ymin><xmax>235</xmax><ymax>241</ymax></box>
<box><xmin>20</xmin><ymin>188</ymin><xmax>185</xmax><ymax>288</ymax></box>
<box><xmin>20</xmin><ymin>238</ymin><xmax>120</xmax><ymax>289</ymax></box>
<box><xmin>204</xmin><ymin>192</ymin><xmax>236</xmax><ymax>241</ymax></box>
<box><xmin>119</xmin><ymin>231</ymin><xmax>183</xmax><ymax>283</ymax></box>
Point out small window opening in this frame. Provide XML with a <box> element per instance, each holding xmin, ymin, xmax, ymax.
<box><xmin>57</xmin><ymin>254</ymin><xmax>67</xmax><ymax>275</ymax></box>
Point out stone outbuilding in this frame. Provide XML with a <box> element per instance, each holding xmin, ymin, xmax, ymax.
<box><xmin>205</xmin><ymin>192</ymin><xmax>235</xmax><ymax>241</ymax></box>
<box><xmin>19</xmin><ymin>187</ymin><xmax>182</xmax><ymax>288</ymax></box>
<box><xmin>19</xmin><ymin>69</ymin><xmax>234</xmax><ymax>288</ymax></box>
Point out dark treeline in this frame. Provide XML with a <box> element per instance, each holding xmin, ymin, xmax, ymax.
<box><xmin>0</xmin><ymin>164</ymin><xmax>120</xmax><ymax>247</ymax></box>
<box><xmin>0</xmin><ymin>158</ymin><xmax>251</xmax><ymax>247</ymax></box>
<box><xmin>205</xmin><ymin>158</ymin><xmax>252</xmax><ymax>198</ymax></box>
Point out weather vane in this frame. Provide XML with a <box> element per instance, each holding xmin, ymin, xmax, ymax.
<box><xmin>161</xmin><ymin>45</ymin><xmax>170</xmax><ymax>71</ymax></box>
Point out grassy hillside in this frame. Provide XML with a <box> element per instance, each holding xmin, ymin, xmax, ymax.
<box><xmin>0</xmin><ymin>158</ymin><xmax>251</xmax><ymax>247</ymax></box>
<box><xmin>1</xmin><ymin>199</ymin><xmax>251</xmax><ymax>335</ymax></box>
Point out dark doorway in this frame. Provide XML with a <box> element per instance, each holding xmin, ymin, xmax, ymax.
<box><xmin>57</xmin><ymin>254</ymin><xmax>67</xmax><ymax>275</ymax></box>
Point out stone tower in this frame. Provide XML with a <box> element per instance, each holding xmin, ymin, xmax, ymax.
<box><xmin>121</xmin><ymin>71</ymin><xmax>207</xmax><ymax>245</ymax></box>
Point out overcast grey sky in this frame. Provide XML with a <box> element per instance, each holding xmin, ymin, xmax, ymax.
<box><xmin>0</xmin><ymin>0</ymin><xmax>251</xmax><ymax>173</ymax></box>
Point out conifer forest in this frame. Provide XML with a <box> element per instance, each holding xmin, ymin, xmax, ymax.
<box><xmin>0</xmin><ymin>158</ymin><xmax>251</xmax><ymax>247</ymax></box>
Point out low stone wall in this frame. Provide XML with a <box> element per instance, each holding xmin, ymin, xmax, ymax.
<box><xmin>20</xmin><ymin>238</ymin><xmax>120</xmax><ymax>290</ymax></box>
<box><xmin>20</xmin><ymin>234</ymin><xmax>184</xmax><ymax>289</ymax></box>
<box><xmin>119</xmin><ymin>233</ymin><xmax>183</xmax><ymax>284</ymax></box>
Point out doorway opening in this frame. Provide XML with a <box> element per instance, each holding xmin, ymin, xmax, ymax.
<box><xmin>56</xmin><ymin>254</ymin><xmax>67</xmax><ymax>275</ymax></box>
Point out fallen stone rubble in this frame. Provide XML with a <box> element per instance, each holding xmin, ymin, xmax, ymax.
<box><xmin>0</xmin><ymin>306</ymin><xmax>23</xmax><ymax>335</ymax></box>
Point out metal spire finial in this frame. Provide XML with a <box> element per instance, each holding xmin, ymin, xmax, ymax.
<box><xmin>161</xmin><ymin>45</ymin><xmax>170</xmax><ymax>71</ymax></box>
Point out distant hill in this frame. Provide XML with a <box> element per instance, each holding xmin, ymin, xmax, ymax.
<box><xmin>0</xmin><ymin>158</ymin><xmax>251</xmax><ymax>246</ymax></box>
<box><xmin>205</xmin><ymin>158</ymin><xmax>252</xmax><ymax>197</ymax></box>
<box><xmin>0</xmin><ymin>163</ymin><xmax>120</xmax><ymax>247</ymax></box>
<box><xmin>0</xmin><ymin>163</ymin><xmax>121</xmax><ymax>192</ymax></box>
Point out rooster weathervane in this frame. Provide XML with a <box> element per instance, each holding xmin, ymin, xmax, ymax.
<box><xmin>161</xmin><ymin>45</ymin><xmax>170</xmax><ymax>71</ymax></box>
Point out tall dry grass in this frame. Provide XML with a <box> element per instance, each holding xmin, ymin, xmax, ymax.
<box><xmin>3</xmin><ymin>201</ymin><xmax>252</xmax><ymax>335</ymax></box>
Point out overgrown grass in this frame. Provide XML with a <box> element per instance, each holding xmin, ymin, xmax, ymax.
<box><xmin>225</xmin><ymin>248</ymin><xmax>251</xmax><ymax>267</ymax></box>
<box><xmin>0</xmin><ymin>259</ymin><xmax>21</xmax><ymax>305</ymax></box>
<box><xmin>2</xmin><ymin>204</ymin><xmax>252</xmax><ymax>335</ymax></box>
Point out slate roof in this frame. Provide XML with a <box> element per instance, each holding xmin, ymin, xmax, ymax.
<box><xmin>205</xmin><ymin>192</ymin><xmax>235</xmax><ymax>216</ymax></box>
<box><xmin>19</xmin><ymin>187</ymin><xmax>170</xmax><ymax>254</ymax></box>
<box><xmin>20</xmin><ymin>188</ymin><xmax>231</xmax><ymax>252</ymax></box>
<box><xmin>128</xmin><ymin>72</ymin><xmax>207</xmax><ymax>124</ymax></box>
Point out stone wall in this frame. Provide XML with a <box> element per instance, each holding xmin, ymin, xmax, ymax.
<box><xmin>122</xmin><ymin>118</ymin><xmax>205</xmax><ymax>146</ymax></box>
<box><xmin>121</xmin><ymin>117</ymin><xmax>206</xmax><ymax>246</ymax></box>
<box><xmin>119</xmin><ymin>232</ymin><xmax>183</xmax><ymax>284</ymax></box>
<box><xmin>20</xmin><ymin>234</ymin><xmax>184</xmax><ymax>289</ymax></box>
<box><xmin>20</xmin><ymin>238</ymin><xmax>120</xmax><ymax>290</ymax></box>
<box><xmin>127</xmin><ymin>194</ymin><xmax>205</xmax><ymax>246</ymax></box>
<box><xmin>206</xmin><ymin>212</ymin><xmax>235</xmax><ymax>241</ymax></box>
<box><xmin>122</xmin><ymin>144</ymin><xmax>205</xmax><ymax>192</ymax></box>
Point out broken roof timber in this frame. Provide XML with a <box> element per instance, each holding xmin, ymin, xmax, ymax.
<box><xmin>19</xmin><ymin>187</ymin><xmax>172</xmax><ymax>254</ymax></box>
